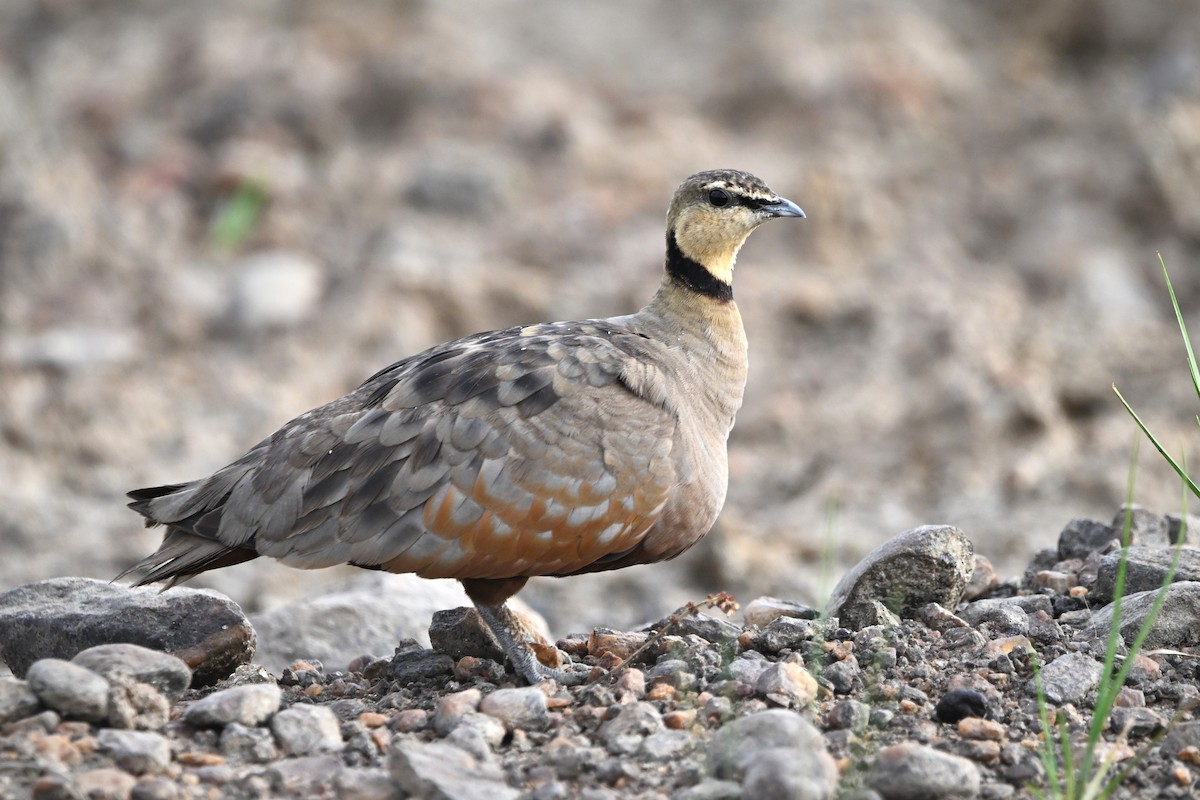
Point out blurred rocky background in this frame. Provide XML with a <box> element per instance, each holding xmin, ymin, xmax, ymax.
<box><xmin>3</xmin><ymin>0</ymin><xmax>1200</xmax><ymax>636</ymax></box>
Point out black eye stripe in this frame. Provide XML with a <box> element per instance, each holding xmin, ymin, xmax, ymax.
<box><xmin>707</xmin><ymin>187</ymin><xmax>777</xmax><ymax>211</ymax></box>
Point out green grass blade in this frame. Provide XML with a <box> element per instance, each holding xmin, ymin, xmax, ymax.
<box><xmin>1113</xmin><ymin>385</ymin><xmax>1200</xmax><ymax>500</ymax></box>
<box><xmin>1158</xmin><ymin>254</ymin><xmax>1200</xmax><ymax>404</ymax></box>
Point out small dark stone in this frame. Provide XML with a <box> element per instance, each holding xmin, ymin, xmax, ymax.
<box><xmin>428</xmin><ymin>607</ymin><xmax>505</xmax><ymax>661</ymax></box>
<box><xmin>748</xmin><ymin>616</ymin><xmax>818</xmax><ymax>655</ymax></box>
<box><xmin>935</xmin><ymin>688</ymin><xmax>989</xmax><ymax>723</ymax></box>
<box><xmin>653</xmin><ymin>614</ymin><xmax>740</xmax><ymax>644</ymax></box>
<box><xmin>1057</xmin><ymin>518</ymin><xmax>1117</xmax><ymax>560</ymax></box>
<box><xmin>389</xmin><ymin>649</ymin><xmax>454</xmax><ymax>684</ymax></box>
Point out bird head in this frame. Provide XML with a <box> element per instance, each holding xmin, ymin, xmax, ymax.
<box><xmin>666</xmin><ymin>170</ymin><xmax>804</xmax><ymax>293</ymax></box>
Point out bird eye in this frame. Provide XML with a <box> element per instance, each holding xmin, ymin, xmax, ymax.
<box><xmin>708</xmin><ymin>189</ymin><xmax>730</xmax><ymax>207</ymax></box>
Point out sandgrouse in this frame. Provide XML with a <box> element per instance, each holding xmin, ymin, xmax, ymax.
<box><xmin>122</xmin><ymin>169</ymin><xmax>804</xmax><ymax>684</ymax></box>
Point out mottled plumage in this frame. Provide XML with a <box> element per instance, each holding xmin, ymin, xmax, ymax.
<box><xmin>122</xmin><ymin>169</ymin><xmax>804</xmax><ymax>684</ymax></box>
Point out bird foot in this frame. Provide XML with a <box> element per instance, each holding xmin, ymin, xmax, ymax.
<box><xmin>474</xmin><ymin>601</ymin><xmax>594</xmax><ymax>686</ymax></box>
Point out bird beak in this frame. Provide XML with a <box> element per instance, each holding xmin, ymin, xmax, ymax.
<box><xmin>760</xmin><ymin>197</ymin><xmax>806</xmax><ymax>218</ymax></box>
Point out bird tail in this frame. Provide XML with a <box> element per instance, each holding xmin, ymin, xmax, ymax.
<box><xmin>119</xmin><ymin>480</ymin><xmax>259</xmax><ymax>587</ymax></box>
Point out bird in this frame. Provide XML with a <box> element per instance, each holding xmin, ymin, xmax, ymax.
<box><xmin>121</xmin><ymin>169</ymin><xmax>805</xmax><ymax>685</ymax></box>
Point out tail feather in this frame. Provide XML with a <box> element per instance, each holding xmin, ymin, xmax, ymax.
<box><xmin>121</xmin><ymin>479</ymin><xmax>260</xmax><ymax>587</ymax></box>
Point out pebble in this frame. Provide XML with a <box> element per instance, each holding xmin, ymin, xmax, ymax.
<box><xmin>434</xmin><ymin>688</ymin><xmax>482</xmax><ymax>735</ymax></box>
<box><xmin>1057</xmin><ymin>517</ymin><xmax>1117</xmax><ymax>560</ymax></box>
<box><xmin>445</xmin><ymin>711</ymin><xmax>506</xmax><ymax>759</ymax></box>
<box><xmin>600</xmin><ymin>701</ymin><xmax>663</xmax><ymax>755</ymax></box>
<box><xmin>335</xmin><ymin>767</ymin><xmax>403</xmax><ymax>800</ymax></box>
<box><xmin>756</xmin><ymin>659</ymin><xmax>819</xmax><ymax>707</ymax></box>
<box><xmin>1033</xmin><ymin>651</ymin><xmax>1103</xmax><ymax>705</ymax></box>
<box><xmin>219</xmin><ymin>722</ymin><xmax>279</xmax><ymax>762</ymax></box>
<box><xmin>1090</xmin><ymin>545</ymin><xmax>1200</xmax><ymax>603</ymax></box>
<box><xmin>25</xmin><ymin>659</ymin><xmax>110</xmax><ymax>722</ymax></box>
<box><xmin>479</xmin><ymin>686</ymin><xmax>550</xmax><ymax>731</ymax></box>
<box><xmin>1081</xmin><ymin>581</ymin><xmax>1200</xmax><ymax>649</ymax></box>
<box><xmin>708</xmin><ymin>709</ymin><xmax>827</xmax><ymax>780</ymax></box>
<box><xmin>428</xmin><ymin>606</ymin><xmax>508</xmax><ymax>661</ymax></box>
<box><xmin>265</xmin><ymin>753</ymin><xmax>342</xmax><ymax>795</ymax></box>
<box><xmin>748</xmin><ymin>616</ymin><xmax>819</xmax><ymax>654</ymax></box>
<box><xmin>270</xmin><ymin>703</ymin><xmax>343</xmax><ymax>754</ymax></box>
<box><xmin>742</xmin><ymin>746</ymin><xmax>839</xmax><ymax>800</ymax></box>
<box><xmin>743</xmin><ymin>596</ymin><xmax>820</xmax><ymax>627</ymax></box>
<box><xmin>639</xmin><ymin>728</ymin><xmax>694</xmax><ymax>760</ymax></box>
<box><xmin>827</xmin><ymin>525</ymin><xmax>975</xmax><ymax>630</ymax></box>
<box><xmin>106</xmin><ymin>675</ymin><xmax>170</xmax><ymax>730</ymax></box>
<box><xmin>74</xmin><ymin>767</ymin><xmax>138</xmax><ymax>799</ymax></box>
<box><xmin>96</xmin><ymin>729</ymin><xmax>171</xmax><ymax>775</ymax></box>
<box><xmin>935</xmin><ymin>689</ymin><xmax>989</xmax><ymax>724</ymax></box>
<box><xmin>390</xmin><ymin>738</ymin><xmax>520</xmax><ymax>800</ymax></box>
<box><xmin>868</xmin><ymin>742</ymin><xmax>981</xmax><ymax>799</ymax></box>
<box><xmin>0</xmin><ymin>676</ymin><xmax>41</xmax><ymax>724</ymax></box>
<box><xmin>962</xmin><ymin>555</ymin><xmax>1000</xmax><ymax>601</ymax></box>
<box><xmin>71</xmin><ymin>644</ymin><xmax>193</xmax><ymax>702</ymax></box>
<box><xmin>183</xmin><ymin>683</ymin><xmax>282</xmax><ymax>728</ymax></box>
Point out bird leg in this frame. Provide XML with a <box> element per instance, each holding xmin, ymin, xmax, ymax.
<box><xmin>473</xmin><ymin>602</ymin><xmax>590</xmax><ymax>686</ymax></box>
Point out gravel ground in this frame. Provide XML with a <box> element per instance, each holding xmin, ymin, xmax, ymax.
<box><xmin>1</xmin><ymin>507</ymin><xmax>1198</xmax><ymax>799</ymax></box>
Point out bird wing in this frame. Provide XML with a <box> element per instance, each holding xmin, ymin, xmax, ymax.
<box><xmin>149</xmin><ymin>321</ymin><xmax>680</xmax><ymax>582</ymax></box>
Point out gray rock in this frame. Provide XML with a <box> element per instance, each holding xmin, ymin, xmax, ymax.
<box><xmin>600</xmin><ymin>701</ymin><xmax>663</xmax><ymax>755</ymax></box>
<box><xmin>230</xmin><ymin>250</ymin><xmax>324</xmax><ymax>330</ymax></box>
<box><xmin>390</xmin><ymin>648</ymin><xmax>456</xmax><ymax>683</ymax></box>
<box><xmin>828</xmin><ymin>526</ymin><xmax>974</xmax><ymax>630</ymax></box>
<box><xmin>250</xmin><ymin>574</ymin><xmax>472</xmax><ymax>673</ymax></box>
<box><xmin>750</xmin><ymin>616</ymin><xmax>820</xmax><ymax>654</ymax></box>
<box><xmin>390</xmin><ymin>738</ymin><xmax>519</xmax><ymax>800</ymax></box>
<box><xmin>743</xmin><ymin>746</ymin><xmax>839</xmax><ymax>800</ymax></box>
<box><xmin>479</xmin><ymin>686</ymin><xmax>550</xmax><ymax>731</ymax></box>
<box><xmin>0</xmin><ymin>676</ymin><xmax>41</xmax><ymax>724</ymax></box>
<box><xmin>0</xmin><ymin>577</ymin><xmax>254</xmax><ymax>686</ymax></box>
<box><xmin>1032</xmin><ymin>651</ymin><xmax>1102</xmax><ymax>704</ymax></box>
<box><xmin>639</xmin><ymin>728</ymin><xmax>694</xmax><ymax>760</ymax></box>
<box><xmin>335</xmin><ymin>767</ymin><xmax>403</xmax><ymax>800</ymax></box>
<box><xmin>1112</xmin><ymin>505</ymin><xmax>1170</xmax><ymax>547</ymax></box>
<box><xmin>1162</xmin><ymin>720</ymin><xmax>1200</xmax><ymax>758</ymax></box>
<box><xmin>756</xmin><ymin>660</ymin><xmax>819</xmax><ymax>707</ymax></box>
<box><xmin>868</xmin><ymin>742</ymin><xmax>981</xmax><ymax>799</ymax></box>
<box><xmin>1057</xmin><ymin>518</ymin><xmax>1117</xmax><ymax>560</ymax></box>
<box><xmin>271</xmin><ymin>703</ymin><xmax>343</xmax><ymax>755</ymax></box>
<box><xmin>661</xmin><ymin>613</ymin><xmax>741</xmax><ymax>643</ymax></box>
<box><xmin>743</xmin><ymin>596</ymin><xmax>820</xmax><ymax>628</ymax></box>
<box><xmin>434</xmin><ymin>688</ymin><xmax>483</xmax><ymax>736</ymax></box>
<box><xmin>1090</xmin><ymin>546</ymin><xmax>1200</xmax><ymax>603</ymax></box>
<box><xmin>265</xmin><ymin>753</ymin><xmax>342</xmax><ymax>796</ymax></box>
<box><xmin>959</xmin><ymin>603</ymin><xmax>1029</xmax><ymax>636</ymax></box>
<box><xmin>1081</xmin><ymin>581</ymin><xmax>1200</xmax><ymax>649</ymax></box>
<box><xmin>183</xmin><ymin>683</ymin><xmax>282</xmax><ymax>728</ymax></box>
<box><xmin>962</xmin><ymin>555</ymin><xmax>1000</xmax><ymax>601</ymax></box>
<box><xmin>429</xmin><ymin>606</ymin><xmax>506</xmax><ymax>661</ymax></box>
<box><xmin>96</xmin><ymin>729</ymin><xmax>171</xmax><ymax>775</ymax></box>
<box><xmin>106</xmin><ymin>674</ymin><xmax>171</xmax><ymax>730</ymax></box>
<box><xmin>26</xmin><ymin>658</ymin><xmax>110</xmax><ymax>722</ymax></box>
<box><xmin>445</xmin><ymin>712</ymin><xmax>506</xmax><ymax>760</ymax></box>
<box><xmin>72</xmin><ymin>643</ymin><xmax>193</xmax><ymax>702</ymax></box>
<box><xmin>220</xmin><ymin>722</ymin><xmax>279</xmax><ymax>762</ymax></box>
<box><xmin>674</xmin><ymin>779</ymin><xmax>743</xmax><ymax>800</ymax></box>
<box><xmin>708</xmin><ymin>709</ymin><xmax>827</xmax><ymax>780</ymax></box>
<box><xmin>645</xmin><ymin>659</ymin><xmax>698</xmax><ymax>691</ymax></box>
<box><xmin>1166</xmin><ymin>513</ymin><xmax>1200</xmax><ymax>546</ymax></box>
<box><xmin>131</xmin><ymin>775</ymin><xmax>181</xmax><ymax>800</ymax></box>
<box><xmin>75</xmin><ymin>767</ymin><xmax>138</xmax><ymax>799</ymax></box>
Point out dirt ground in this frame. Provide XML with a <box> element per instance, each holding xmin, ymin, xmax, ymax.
<box><xmin>3</xmin><ymin>0</ymin><xmax>1200</xmax><ymax>634</ymax></box>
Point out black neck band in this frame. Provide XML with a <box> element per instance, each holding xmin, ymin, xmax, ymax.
<box><xmin>665</xmin><ymin>232</ymin><xmax>733</xmax><ymax>302</ymax></box>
